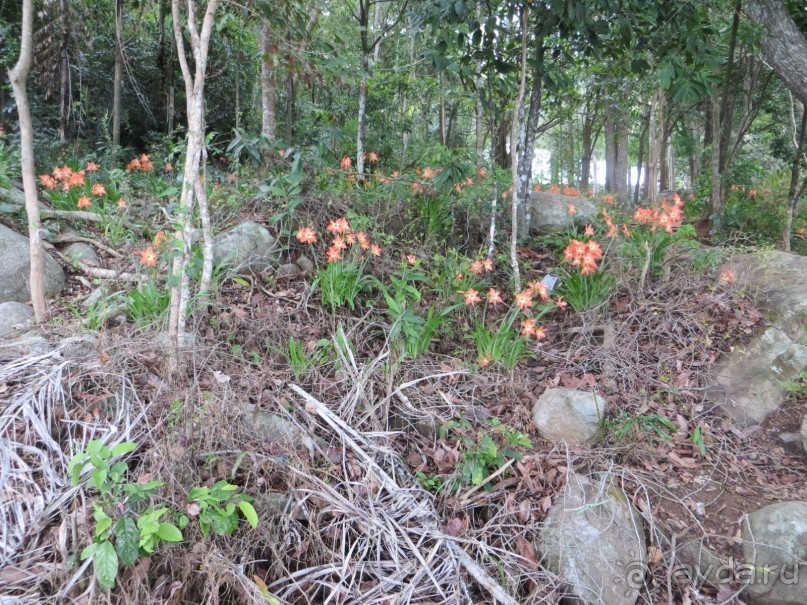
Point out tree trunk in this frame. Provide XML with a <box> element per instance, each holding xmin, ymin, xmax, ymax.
<box><xmin>615</xmin><ymin>117</ymin><xmax>629</xmax><ymax>198</ymax></box>
<box><xmin>58</xmin><ymin>0</ymin><xmax>70</xmax><ymax>143</ymax></box>
<box><xmin>169</xmin><ymin>0</ymin><xmax>218</xmax><ymax>346</ymax></box>
<box><xmin>510</xmin><ymin>4</ymin><xmax>527</xmax><ymax>292</ymax></box>
<box><xmin>745</xmin><ymin>0</ymin><xmax>807</xmax><ymax>105</ymax></box>
<box><xmin>647</xmin><ymin>89</ymin><xmax>664</xmax><ymax>202</ymax></box>
<box><xmin>783</xmin><ymin>104</ymin><xmax>807</xmax><ymax>251</ymax></box>
<box><xmin>260</xmin><ymin>22</ymin><xmax>276</xmax><ymax>143</ymax></box>
<box><xmin>709</xmin><ymin>91</ymin><xmax>723</xmax><ymax>222</ymax></box>
<box><xmin>285</xmin><ymin>54</ymin><xmax>295</xmax><ymax>144</ymax></box>
<box><xmin>356</xmin><ymin>53</ymin><xmax>369</xmax><ymax>177</ymax></box>
<box><xmin>604</xmin><ymin>101</ymin><xmax>616</xmax><ymax>192</ymax></box>
<box><xmin>566</xmin><ymin>119</ymin><xmax>575</xmax><ymax>187</ymax></box>
<box><xmin>112</xmin><ymin>0</ymin><xmax>123</xmax><ymax>147</ymax></box>
<box><xmin>9</xmin><ymin>0</ymin><xmax>47</xmax><ymax>320</ymax></box>
<box><xmin>516</xmin><ymin>42</ymin><xmax>545</xmax><ymax>239</ymax></box>
<box><xmin>579</xmin><ymin>96</ymin><xmax>599</xmax><ymax>191</ymax></box>
<box><xmin>634</xmin><ymin>110</ymin><xmax>650</xmax><ymax>205</ymax></box>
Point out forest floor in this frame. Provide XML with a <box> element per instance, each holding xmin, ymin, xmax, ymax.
<box><xmin>3</xmin><ymin>191</ymin><xmax>807</xmax><ymax>605</ymax></box>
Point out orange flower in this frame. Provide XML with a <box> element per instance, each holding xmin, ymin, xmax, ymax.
<box><xmin>478</xmin><ymin>354</ymin><xmax>493</xmax><ymax>368</ymax></box>
<box><xmin>391</xmin><ymin>171</ymin><xmax>400</xmax><ymax>178</ymax></box>
<box><xmin>622</xmin><ymin>224</ymin><xmax>631</xmax><ymax>237</ymax></box>
<box><xmin>77</xmin><ymin>195</ymin><xmax>92</xmax><ymax>209</ymax></box>
<box><xmin>412</xmin><ymin>182</ymin><xmax>424</xmax><ymax>193</ymax></box>
<box><xmin>421</xmin><ymin>167</ymin><xmax>436</xmax><ymax>179</ymax></box>
<box><xmin>555</xmin><ymin>296</ymin><xmax>567</xmax><ymax>309</ymax></box>
<box><xmin>345</xmin><ymin>233</ymin><xmax>356</xmax><ymax>245</ymax></box>
<box><xmin>53</xmin><ymin>165</ymin><xmax>71</xmax><ymax>181</ymax></box>
<box><xmin>331</xmin><ymin>236</ymin><xmax>347</xmax><ymax>251</ymax></box>
<box><xmin>296</xmin><ymin>226</ymin><xmax>317</xmax><ymax>244</ymax></box>
<box><xmin>567</xmin><ymin>204</ymin><xmax>577</xmax><ymax>215</ymax></box>
<box><xmin>139</xmin><ymin>246</ymin><xmax>158</xmax><ymax>267</ymax></box>
<box><xmin>164</xmin><ymin>162</ymin><xmax>173</xmax><ymax>172</ymax></box>
<box><xmin>486</xmin><ymin>288</ymin><xmax>503</xmax><ymax>306</ymax></box>
<box><xmin>469</xmin><ymin>260</ymin><xmax>484</xmax><ymax>275</ymax></box>
<box><xmin>483</xmin><ymin>258</ymin><xmax>494</xmax><ymax>272</ymax></box>
<box><xmin>532</xmin><ymin>184</ymin><xmax>542</xmax><ymax>192</ymax></box>
<box><xmin>356</xmin><ymin>231</ymin><xmax>370</xmax><ymax>250</ymax></box>
<box><xmin>477</xmin><ymin>167</ymin><xmax>487</xmax><ymax>178</ymax></box>
<box><xmin>117</xmin><ymin>198</ymin><xmax>128</xmax><ymax>209</ymax></box>
<box><xmin>39</xmin><ymin>174</ymin><xmax>58</xmax><ymax>189</ymax></box>
<box><xmin>720</xmin><ymin>269</ymin><xmax>735</xmax><ymax>284</ymax></box>
<box><xmin>584</xmin><ymin>225</ymin><xmax>594</xmax><ymax>237</ymax></box>
<box><xmin>521</xmin><ymin>319</ymin><xmax>537</xmax><ymax>337</ymax></box>
<box><xmin>528</xmin><ymin>280</ymin><xmax>549</xmax><ymax>300</ymax></box>
<box><xmin>463</xmin><ymin>288</ymin><xmax>481</xmax><ymax>306</ymax></box>
<box><xmin>368</xmin><ymin>151</ymin><xmax>379</xmax><ymax>163</ymax></box>
<box><xmin>127</xmin><ymin>158</ymin><xmax>141</xmax><ymax>172</ymax></box>
<box><xmin>406</xmin><ymin>254</ymin><xmax>418</xmax><ymax>266</ymax></box>
<box><xmin>138</xmin><ymin>153</ymin><xmax>153</xmax><ymax>171</ymax></box>
<box><xmin>515</xmin><ymin>291</ymin><xmax>533</xmax><ymax>310</ymax></box>
<box><xmin>564</xmin><ymin>239</ymin><xmax>603</xmax><ymax>274</ymax></box>
<box><xmin>454</xmin><ymin>272</ymin><xmax>464</xmax><ymax>282</ymax></box>
<box><xmin>340</xmin><ymin>156</ymin><xmax>352</xmax><ymax>170</ymax></box>
<box><xmin>85</xmin><ymin>162</ymin><xmax>99</xmax><ymax>172</ymax></box>
<box><xmin>748</xmin><ymin>188</ymin><xmax>757</xmax><ymax>197</ymax></box>
<box><xmin>326</xmin><ymin>218</ymin><xmax>351</xmax><ymax>235</ymax></box>
<box><xmin>533</xmin><ymin>325</ymin><xmax>547</xmax><ymax>340</ymax></box>
<box><xmin>370</xmin><ymin>244</ymin><xmax>382</xmax><ymax>257</ymax></box>
<box><xmin>66</xmin><ymin>171</ymin><xmax>86</xmax><ymax>189</ymax></box>
<box><xmin>153</xmin><ymin>231</ymin><xmax>169</xmax><ymax>248</ymax></box>
<box><xmin>326</xmin><ymin>247</ymin><xmax>343</xmax><ymax>263</ymax></box>
<box><xmin>91</xmin><ymin>183</ymin><xmax>106</xmax><ymax>196</ymax></box>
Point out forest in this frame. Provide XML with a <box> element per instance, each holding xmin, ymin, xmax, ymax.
<box><xmin>2</xmin><ymin>0</ymin><xmax>807</xmax><ymax>604</ymax></box>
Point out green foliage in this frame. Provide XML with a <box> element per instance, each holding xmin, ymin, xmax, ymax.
<box><xmin>783</xmin><ymin>371</ymin><xmax>807</xmax><ymax>398</ymax></box>
<box><xmin>125</xmin><ymin>281</ymin><xmax>170</xmax><ymax>327</ymax></box>
<box><xmin>314</xmin><ymin>257</ymin><xmax>375</xmax><ymax>311</ymax></box>
<box><xmin>620</xmin><ymin>223</ymin><xmax>697</xmax><ymax>283</ymax></box>
<box><xmin>557</xmin><ymin>269</ymin><xmax>615</xmax><ymax>313</ymax></box>
<box><xmin>187</xmin><ymin>481</ymin><xmax>258</xmax><ymax>538</ymax></box>
<box><xmin>275</xmin><ymin>336</ymin><xmax>332</xmax><ymax>380</ymax></box>
<box><xmin>0</xmin><ymin>139</ymin><xmax>20</xmax><ymax>188</ymax></box>
<box><xmin>607</xmin><ymin>412</ymin><xmax>676</xmax><ymax>445</ymax></box>
<box><xmin>470</xmin><ymin>318</ymin><xmax>530</xmax><ymax>369</ymax></box>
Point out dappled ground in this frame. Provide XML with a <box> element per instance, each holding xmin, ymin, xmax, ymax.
<box><xmin>2</xmin><ymin>172</ymin><xmax>807</xmax><ymax>605</ymax></box>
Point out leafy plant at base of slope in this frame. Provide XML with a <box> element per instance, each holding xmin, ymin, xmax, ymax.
<box><xmin>0</xmin><ymin>140</ymin><xmax>21</xmax><ymax>188</ymax></box>
<box><xmin>556</xmin><ymin>267</ymin><xmax>615</xmax><ymax>313</ymax></box>
<box><xmin>187</xmin><ymin>481</ymin><xmax>258</xmax><ymax>538</ymax></box>
<box><xmin>413</xmin><ymin>194</ymin><xmax>452</xmax><ymax>238</ymax></box>
<box><xmin>314</xmin><ymin>255</ymin><xmax>376</xmax><ymax>311</ymax></box>
<box><xmin>69</xmin><ymin>440</ymin><xmax>182</xmax><ymax>590</ymax></box>
<box><xmin>273</xmin><ymin>336</ymin><xmax>333</xmax><ymax>380</ymax></box>
<box><xmin>125</xmin><ymin>280</ymin><xmax>170</xmax><ymax>327</ymax></box>
<box><xmin>470</xmin><ymin>318</ymin><xmax>529</xmax><ymax>369</ymax></box>
<box><xmin>427</xmin><ymin>249</ymin><xmax>484</xmax><ymax>303</ymax></box>
<box><xmin>606</xmin><ymin>412</ymin><xmax>676</xmax><ymax>445</ymax></box>
<box><xmin>440</xmin><ymin>417</ymin><xmax>532</xmax><ymax>488</ymax></box>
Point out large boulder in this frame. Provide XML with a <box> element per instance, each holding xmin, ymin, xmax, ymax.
<box><xmin>537</xmin><ymin>473</ymin><xmax>647</xmax><ymax>605</ymax></box>
<box><xmin>742</xmin><ymin>501</ymin><xmax>807</xmax><ymax>605</ymax></box>
<box><xmin>706</xmin><ymin>327</ymin><xmax>807</xmax><ymax>427</ymax></box>
<box><xmin>0</xmin><ymin>301</ymin><xmax>34</xmax><ymax>338</ymax></box>
<box><xmin>62</xmin><ymin>241</ymin><xmax>100</xmax><ymax>266</ymax></box>
<box><xmin>212</xmin><ymin>221</ymin><xmax>280</xmax><ymax>275</ymax></box>
<box><xmin>532</xmin><ymin>387</ymin><xmax>605</xmax><ymax>445</ymax></box>
<box><xmin>529</xmin><ymin>191</ymin><xmax>598</xmax><ymax>234</ymax></box>
<box><xmin>0</xmin><ymin>223</ymin><xmax>65</xmax><ymax>303</ymax></box>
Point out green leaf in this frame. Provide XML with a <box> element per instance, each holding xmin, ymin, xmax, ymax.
<box><xmin>156</xmin><ymin>522</ymin><xmax>183</xmax><ymax>542</ymax></box>
<box><xmin>238</xmin><ymin>501</ymin><xmax>259</xmax><ymax>529</ymax></box>
<box><xmin>80</xmin><ymin>542</ymin><xmax>98</xmax><ymax>560</ymax></box>
<box><xmin>115</xmin><ymin>517</ymin><xmax>140</xmax><ymax>566</ymax></box>
<box><xmin>94</xmin><ymin>540</ymin><xmax>119</xmax><ymax>590</ymax></box>
<box><xmin>110</xmin><ymin>442</ymin><xmax>138</xmax><ymax>457</ymax></box>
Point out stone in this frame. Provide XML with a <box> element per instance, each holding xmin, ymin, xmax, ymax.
<box><xmin>62</xmin><ymin>241</ymin><xmax>100</xmax><ymax>266</ymax></box>
<box><xmin>742</xmin><ymin>501</ymin><xmax>807</xmax><ymax>605</ymax></box>
<box><xmin>0</xmin><ymin>301</ymin><xmax>34</xmax><ymax>338</ymax></box>
<box><xmin>801</xmin><ymin>416</ymin><xmax>807</xmax><ymax>453</ymax></box>
<box><xmin>212</xmin><ymin>221</ymin><xmax>280</xmax><ymax>275</ymax></box>
<box><xmin>705</xmin><ymin>327</ymin><xmax>807</xmax><ymax>427</ymax></box>
<box><xmin>0</xmin><ymin>333</ymin><xmax>55</xmax><ymax>358</ymax></box>
<box><xmin>532</xmin><ymin>387</ymin><xmax>605</xmax><ymax>445</ymax></box>
<box><xmin>537</xmin><ymin>473</ymin><xmax>647</xmax><ymax>605</ymax></box>
<box><xmin>241</xmin><ymin>407</ymin><xmax>315</xmax><ymax>454</ymax></box>
<box><xmin>0</xmin><ymin>223</ymin><xmax>65</xmax><ymax>303</ymax></box>
<box><xmin>723</xmin><ymin>250</ymin><xmax>807</xmax><ymax>341</ymax></box>
<box><xmin>529</xmin><ymin>191</ymin><xmax>598</xmax><ymax>234</ymax></box>
<box><xmin>296</xmin><ymin>254</ymin><xmax>314</xmax><ymax>273</ymax></box>
<box><xmin>675</xmin><ymin>539</ymin><xmax>730</xmax><ymax>588</ymax></box>
<box><xmin>276</xmin><ymin>262</ymin><xmax>301</xmax><ymax>277</ymax></box>
<box><xmin>59</xmin><ymin>335</ymin><xmax>99</xmax><ymax>360</ymax></box>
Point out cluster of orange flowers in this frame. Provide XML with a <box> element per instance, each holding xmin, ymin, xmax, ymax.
<box><xmin>633</xmin><ymin>193</ymin><xmax>684</xmax><ymax>233</ymax></box>
<box><xmin>127</xmin><ymin>153</ymin><xmax>154</xmax><ymax>172</ymax></box>
<box><xmin>563</xmin><ymin>239</ymin><xmax>604</xmax><ymax>275</ymax></box>
<box><xmin>295</xmin><ymin>217</ymin><xmax>381</xmax><ymax>262</ymax></box>
<box><xmin>728</xmin><ymin>184</ymin><xmax>757</xmax><ymax>197</ymax></box>
<box><xmin>39</xmin><ymin>164</ymin><xmax>90</xmax><ymax>192</ymax></box>
<box><xmin>601</xmin><ymin>207</ymin><xmax>630</xmax><ymax>238</ymax></box>
<box><xmin>138</xmin><ymin>231</ymin><xmax>171</xmax><ymax>268</ymax></box>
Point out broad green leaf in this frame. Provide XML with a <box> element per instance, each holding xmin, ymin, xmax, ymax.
<box><xmin>114</xmin><ymin>517</ymin><xmax>140</xmax><ymax>566</ymax></box>
<box><xmin>110</xmin><ymin>442</ymin><xmax>138</xmax><ymax>457</ymax></box>
<box><xmin>238</xmin><ymin>501</ymin><xmax>259</xmax><ymax>529</ymax></box>
<box><xmin>80</xmin><ymin>542</ymin><xmax>98</xmax><ymax>560</ymax></box>
<box><xmin>94</xmin><ymin>540</ymin><xmax>119</xmax><ymax>590</ymax></box>
<box><xmin>156</xmin><ymin>522</ymin><xmax>183</xmax><ymax>542</ymax></box>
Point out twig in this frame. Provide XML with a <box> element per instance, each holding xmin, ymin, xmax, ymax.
<box><xmin>51</xmin><ymin>234</ymin><xmax>124</xmax><ymax>258</ymax></box>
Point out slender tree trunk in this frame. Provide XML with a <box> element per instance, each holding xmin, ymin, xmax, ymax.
<box><xmin>285</xmin><ymin>54</ymin><xmax>295</xmax><ymax>144</ymax></box>
<box><xmin>58</xmin><ymin>0</ymin><xmax>69</xmax><ymax>143</ymax></box>
<box><xmin>516</xmin><ymin>43</ymin><xmax>544</xmax><ymax>239</ymax></box>
<box><xmin>510</xmin><ymin>4</ymin><xmax>527</xmax><ymax>292</ymax></box>
<box><xmin>167</xmin><ymin>24</ymin><xmax>175</xmax><ymax>133</ymax></box>
<box><xmin>356</xmin><ymin>52</ymin><xmax>369</xmax><ymax>177</ymax></box>
<box><xmin>647</xmin><ymin>89</ymin><xmax>664</xmax><ymax>202</ymax></box>
<box><xmin>169</xmin><ymin>0</ymin><xmax>219</xmax><ymax>346</ymax></box>
<box><xmin>9</xmin><ymin>0</ymin><xmax>47</xmax><ymax>320</ymax></box>
<box><xmin>783</xmin><ymin>105</ymin><xmax>807</xmax><ymax>251</ymax></box>
<box><xmin>567</xmin><ymin>119</ymin><xmax>575</xmax><ymax>187</ymax></box>
<box><xmin>579</xmin><ymin>100</ymin><xmax>599</xmax><ymax>191</ymax></box>
<box><xmin>709</xmin><ymin>92</ymin><xmax>723</xmax><ymax>222</ymax></box>
<box><xmin>112</xmin><ymin>0</ymin><xmax>123</xmax><ymax>147</ymax></box>
<box><xmin>615</xmin><ymin>117</ymin><xmax>628</xmax><ymax>197</ymax></box>
<box><xmin>634</xmin><ymin>111</ymin><xmax>650</xmax><ymax>205</ymax></box>
<box><xmin>260</xmin><ymin>23</ymin><xmax>276</xmax><ymax>143</ymax></box>
<box><xmin>487</xmin><ymin>110</ymin><xmax>498</xmax><ymax>260</ymax></box>
<box><xmin>439</xmin><ymin>72</ymin><xmax>447</xmax><ymax>146</ymax></box>
<box><xmin>604</xmin><ymin>101</ymin><xmax>616</xmax><ymax>192</ymax></box>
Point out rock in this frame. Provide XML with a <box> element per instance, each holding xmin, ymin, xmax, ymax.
<box><xmin>212</xmin><ymin>221</ymin><xmax>280</xmax><ymax>275</ymax></box>
<box><xmin>276</xmin><ymin>262</ymin><xmax>301</xmax><ymax>277</ymax></box>
<box><xmin>676</xmin><ymin>539</ymin><xmax>730</xmax><ymax>588</ymax></box>
<box><xmin>255</xmin><ymin>492</ymin><xmax>308</xmax><ymax>520</ymax></box>
<box><xmin>529</xmin><ymin>191</ymin><xmax>598</xmax><ymax>234</ymax></box>
<box><xmin>723</xmin><ymin>250</ymin><xmax>807</xmax><ymax>341</ymax></box>
<box><xmin>0</xmin><ymin>332</ymin><xmax>55</xmax><ymax>358</ymax></box>
<box><xmin>59</xmin><ymin>334</ymin><xmax>99</xmax><ymax>360</ymax></box>
<box><xmin>0</xmin><ymin>223</ymin><xmax>65</xmax><ymax>303</ymax></box>
<box><xmin>742</xmin><ymin>501</ymin><xmax>807</xmax><ymax>605</ymax></box>
<box><xmin>801</xmin><ymin>416</ymin><xmax>807</xmax><ymax>453</ymax></box>
<box><xmin>706</xmin><ymin>327</ymin><xmax>807</xmax><ymax>427</ymax></box>
<box><xmin>241</xmin><ymin>407</ymin><xmax>315</xmax><ymax>454</ymax></box>
<box><xmin>532</xmin><ymin>387</ymin><xmax>605</xmax><ymax>445</ymax></box>
<box><xmin>296</xmin><ymin>254</ymin><xmax>314</xmax><ymax>273</ymax></box>
<box><xmin>0</xmin><ymin>301</ymin><xmax>34</xmax><ymax>338</ymax></box>
<box><xmin>537</xmin><ymin>473</ymin><xmax>647</xmax><ymax>605</ymax></box>
<box><xmin>62</xmin><ymin>241</ymin><xmax>100</xmax><ymax>266</ymax></box>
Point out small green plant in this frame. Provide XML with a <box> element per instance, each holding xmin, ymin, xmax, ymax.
<box><xmin>783</xmin><ymin>371</ymin><xmax>807</xmax><ymax>398</ymax></box>
<box><xmin>274</xmin><ymin>336</ymin><xmax>332</xmax><ymax>380</ymax></box>
<box><xmin>470</xmin><ymin>318</ymin><xmax>529</xmax><ymax>369</ymax></box>
<box><xmin>690</xmin><ymin>425</ymin><xmax>707</xmax><ymax>457</ymax></box>
<box><xmin>607</xmin><ymin>412</ymin><xmax>676</xmax><ymax>445</ymax></box>
<box><xmin>69</xmin><ymin>440</ymin><xmax>182</xmax><ymax>590</ymax></box>
<box><xmin>557</xmin><ymin>268</ymin><xmax>615</xmax><ymax>313</ymax></box>
<box><xmin>187</xmin><ymin>481</ymin><xmax>258</xmax><ymax>538</ymax></box>
<box><xmin>415</xmin><ymin>471</ymin><xmax>444</xmax><ymax>493</ymax></box>
<box><xmin>314</xmin><ymin>256</ymin><xmax>375</xmax><ymax>311</ymax></box>
<box><xmin>125</xmin><ymin>281</ymin><xmax>170</xmax><ymax>327</ymax></box>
